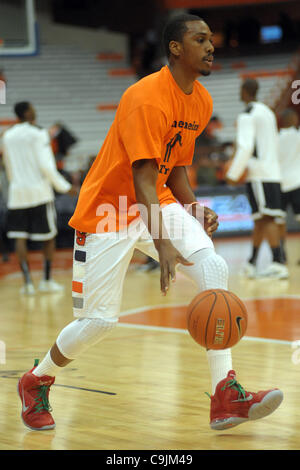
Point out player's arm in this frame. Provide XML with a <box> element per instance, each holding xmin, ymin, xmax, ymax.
<box><xmin>132</xmin><ymin>159</ymin><xmax>193</xmax><ymax>295</ymax></box>
<box><xmin>34</xmin><ymin>130</ymin><xmax>75</xmax><ymax>195</ymax></box>
<box><xmin>226</xmin><ymin>114</ymin><xmax>255</xmax><ymax>185</ymax></box>
<box><xmin>166</xmin><ymin>165</ymin><xmax>219</xmax><ymax>237</ymax></box>
<box><xmin>1</xmin><ymin>144</ymin><xmax>12</xmax><ymax>182</ymax></box>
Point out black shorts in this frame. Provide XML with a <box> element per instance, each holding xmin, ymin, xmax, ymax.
<box><xmin>246</xmin><ymin>182</ymin><xmax>286</xmax><ymax>220</ymax></box>
<box><xmin>281</xmin><ymin>188</ymin><xmax>300</xmax><ymax>221</ymax></box>
<box><xmin>7</xmin><ymin>202</ymin><xmax>57</xmax><ymax>241</ymax></box>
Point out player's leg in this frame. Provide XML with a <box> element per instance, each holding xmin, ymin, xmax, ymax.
<box><xmin>18</xmin><ymin>227</ymin><xmax>139</xmax><ymax>430</ymax></box>
<box><xmin>246</xmin><ymin>182</ymin><xmax>288</xmax><ymax>278</ymax></box>
<box><xmin>176</xmin><ymin>247</ymin><xmax>233</xmax><ymax>394</ymax></box>
<box><xmin>39</xmin><ymin>237</ymin><xmax>65</xmax><ymax>292</ymax></box>
<box><xmin>42</xmin><ymin>237</ymin><xmax>55</xmax><ymax>280</ymax></box>
<box><xmin>240</xmin><ymin>182</ymin><xmax>264</xmax><ymax>278</ymax></box>
<box><xmin>15</xmin><ymin>237</ymin><xmax>34</xmax><ymax>292</ymax></box>
<box><xmin>28</xmin><ymin>202</ymin><xmax>64</xmax><ymax>292</ymax></box>
<box><xmin>287</xmin><ymin>187</ymin><xmax>300</xmax><ymax>264</ymax></box>
<box><xmin>249</xmin><ymin>217</ymin><xmax>264</xmax><ymax>264</ymax></box>
<box><xmin>6</xmin><ymin>207</ymin><xmax>34</xmax><ymax>294</ymax></box>
<box><xmin>276</xmin><ymin>189</ymin><xmax>289</xmax><ymax>264</ymax></box>
<box><xmin>137</xmin><ymin>203</ymin><xmax>233</xmax><ymax>394</ymax></box>
<box><xmin>258</xmin><ymin>215</ymin><xmax>288</xmax><ymax>278</ymax></box>
<box><xmin>276</xmin><ymin>218</ymin><xmax>287</xmax><ymax>264</ymax></box>
<box><xmin>141</xmin><ymin>203</ymin><xmax>283</xmax><ymax>430</ymax></box>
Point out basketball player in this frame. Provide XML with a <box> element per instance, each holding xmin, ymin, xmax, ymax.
<box><xmin>277</xmin><ymin>108</ymin><xmax>300</xmax><ymax>261</ymax></box>
<box><xmin>226</xmin><ymin>79</ymin><xmax>288</xmax><ymax>279</ymax></box>
<box><xmin>2</xmin><ymin>102</ymin><xmax>75</xmax><ymax>294</ymax></box>
<box><xmin>18</xmin><ymin>15</ymin><xmax>283</xmax><ymax>432</ymax></box>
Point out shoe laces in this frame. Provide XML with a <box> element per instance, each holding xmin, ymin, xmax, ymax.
<box><xmin>221</xmin><ymin>378</ymin><xmax>248</xmax><ymax>401</ymax></box>
<box><xmin>32</xmin><ymin>359</ymin><xmax>53</xmax><ymax>414</ymax></box>
<box><xmin>33</xmin><ymin>385</ymin><xmax>53</xmax><ymax>414</ymax></box>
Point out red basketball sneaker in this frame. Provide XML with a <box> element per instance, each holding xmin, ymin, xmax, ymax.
<box><xmin>209</xmin><ymin>370</ymin><xmax>283</xmax><ymax>431</ymax></box>
<box><xmin>18</xmin><ymin>360</ymin><xmax>55</xmax><ymax>431</ymax></box>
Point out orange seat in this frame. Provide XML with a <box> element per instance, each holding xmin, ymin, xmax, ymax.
<box><xmin>97</xmin><ymin>52</ymin><xmax>124</xmax><ymax>61</ymax></box>
<box><xmin>108</xmin><ymin>68</ymin><xmax>135</xmax><ymax>76</ymax></box>
<box><xmin>97</xmin><ymin>103</ymin><xmax>118</xmax><ymax>111</ymax></box>
<box><xmin>0</xmin><ymin>119</ymin><xmax>17</xmax><ymax>126</ymax></box>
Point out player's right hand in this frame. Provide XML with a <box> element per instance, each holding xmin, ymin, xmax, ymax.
<box><xmin>156</xmin><ymin>240</ymin><xmax>194</xmax><ymax>295</ymax></box>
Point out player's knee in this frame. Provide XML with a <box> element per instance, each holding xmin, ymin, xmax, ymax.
<box><xmin>179</xmin><ymin>247</ymin><xmax>228</xmax><ymax>291</ymax></box>
<box><xmin>56</xmin><ymin>316</ymin><xmax>118</xmax><ymax>360</ymax></box>
<box><xmin>79</xmin><ymin>317</ymin><xmax>118</xmax><ymax>343</ymax></box>
<box><xmin>205</xmin><ymin>252</ymin><xmax>229</xmax><ymax>289</ymax></box>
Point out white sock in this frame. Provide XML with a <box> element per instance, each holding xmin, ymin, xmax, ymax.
<box><xmin>206</xmin><ymin>349</ymin><xmax>233</xmax><ymax>395</ymax></box>
<box><xmin>32</xmin><ymin>350</ymin><xmax>62</xmax><ymax>378</ymax></box>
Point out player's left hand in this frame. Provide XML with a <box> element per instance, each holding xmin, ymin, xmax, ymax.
<box><xmin>204</xmin><ymin>206</ymin><xmax>219</xmax><ymax>238</ymax></box>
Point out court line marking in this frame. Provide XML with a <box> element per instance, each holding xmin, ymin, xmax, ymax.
<box><xmin>120</xmin><ymin>295</ymin><xmax>300</xmax><ymax>319</ymax></box>
<box><xmin>53</xmin><ymin>383</ymin><xmax>116</xmax><ymax>395</ymax></box>
<box><xmin>119</xmin><ymin>300</ymin><xmax>298</xmax><ymax>346</ymax></box>
<box><xmin>0</xmin><ymin>376</ymin><xmax>116</xmax><ymax>395</ymax></box>
<box><xmin>118</xmin><ymin>322</ymin><xmax>293</xmax><ymax>345</ymax></box>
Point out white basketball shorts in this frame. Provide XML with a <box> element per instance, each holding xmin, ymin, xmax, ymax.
<box><xmin>71</xmin><ymin>203</ymin><xmax>214</xmax><ymax>319</ymax></box>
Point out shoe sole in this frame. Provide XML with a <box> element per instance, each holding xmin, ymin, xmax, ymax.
<box><xmin>17</xmin><ymin>380</ymin><xmax>56</xmax><ymax>431</ymax></box>
<box><xmin>210</xmin><ymin>389</ymin><xmax>284</xmax><ymax>431</ymax></box>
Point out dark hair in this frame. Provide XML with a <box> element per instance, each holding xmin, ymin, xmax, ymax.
<box><xmin>280</xmin><ymin>107</ymin><xmax>299</xmax><ymax>126</ymax></box>
<box><xmin>163</xmin><ymin>14</ymin><xmax>203</xmax><ymax>58</ymax></box>
<box><xmin>242</xmin><ymin>78</ymin><xmax>259</xmax><ymax>98</ymax></box>
<box><xmin>14</xmin><ymin>101</ymin><xmax>30</xmax><ymax>119</ymax></box>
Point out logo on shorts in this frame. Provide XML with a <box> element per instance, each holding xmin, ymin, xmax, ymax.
<box><xmin>76</xmin><ymin>231</ymin><xmax>87</xmax><ymax>246</ymax></box>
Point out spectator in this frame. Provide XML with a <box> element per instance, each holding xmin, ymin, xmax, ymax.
<box><xmin>2</xmin><ymin>101</ymin><xmax>76</xmax><ymax>295</ymax></box>
<box><xmin>49</xmin><ymin>122</ymin><xmax>78</xmax><ymax>169</ymax></box>
<box><xmin>226</xmin><ymin>78</ymin><xmax>287</xmax><ymax>280</ymax></box>
<box><xmin>277</xmin><ymin>108</ymin><xmax>300</xmax><ymax>263</ymax></box>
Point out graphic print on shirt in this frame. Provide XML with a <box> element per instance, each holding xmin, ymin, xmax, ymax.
<box><xmin>159</xmin><ymin>131</ymin><xmax>183</xmax><ymax>175</ymax></box>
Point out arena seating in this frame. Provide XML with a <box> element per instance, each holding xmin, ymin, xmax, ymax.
<box><xmin>0</xmin><ymin>43</ymin><xmax>295</xmax><ymax>170</ymax></box>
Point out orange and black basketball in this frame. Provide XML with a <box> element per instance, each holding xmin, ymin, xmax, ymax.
<box><xmin>187</xmin><ymin>289</ymin><xmax>248</xmax><ymax>350</ymax></box>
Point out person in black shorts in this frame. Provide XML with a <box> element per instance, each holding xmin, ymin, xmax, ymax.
<box><xmin>2</xmin><ymin>102</ymin><xmax>76</xmax><ymax>294</ymax></box>
<box><xmin>277</xmin><ymin>108</ymin><xmax>300</xmax><ymax>264</ymax></box>
<box><xmin>226</xmin><ymin>79</ymin><xmax>288</xmax><ymax>279</ymax></box>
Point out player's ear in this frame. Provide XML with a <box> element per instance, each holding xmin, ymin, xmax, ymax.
<box><xmin>169</xmin><ymin>40</ymin><xmax>182</xmax><ymax>58</ymax></box>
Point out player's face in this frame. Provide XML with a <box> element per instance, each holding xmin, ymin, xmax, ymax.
<box><xmin>240</xmin><ymin>85</ymin><xmax>246</xmax><ymax>102</ymax></box>
<box><xmin>26</xmin><ymin>104</ymin><xmax>36</xmax><ymax>122</ymax></box>
<box><xmin>181</xmin><ymin>21</ymin><xmax>214</xmax><ymax>76</ymax></box>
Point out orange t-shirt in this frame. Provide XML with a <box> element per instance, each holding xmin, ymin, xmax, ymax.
<box><xmin>69</xmin><ymin>66</ymin><xmax>213</xmax><ymax>233</ymax></box>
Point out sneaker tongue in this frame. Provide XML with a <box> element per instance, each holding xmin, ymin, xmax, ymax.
<box><xmin>227</xmin><ymin>370</ymin><xmax>236</xmax><ymax>379</ymax></box>
<box><xmin>38</xmin><ymin>376</ymin><xmax>54</xmax><ymax>387</ymax></box>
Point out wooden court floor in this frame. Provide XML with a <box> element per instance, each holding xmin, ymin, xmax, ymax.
<box><xmin>1</xmin><ymin>235</ymin><xmax>300</xmax><ymax>450</ymax></box>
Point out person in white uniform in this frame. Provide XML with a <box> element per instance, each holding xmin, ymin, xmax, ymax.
<box><xmin>2</xmin><ymin>101</ymin><xmax>74</xmax><ymax>294</ymax></box>
<box><xmin>277</xmin><ymin>108</ymin><xmax>300</xmax><ymax>262</ymax></box>
<box><xmin>226</xmin><ymin>78</ymin><xmax>288</xmax><ymax>279</ymax></box>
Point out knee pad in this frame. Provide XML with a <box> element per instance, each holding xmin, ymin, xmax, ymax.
<box><xmin>56</xmin><ymin>316</ymin><xmax>118</xmax><ymax>360</ymax></box>
<box><xmin>178</xmin><ymin>247</ymin><xmax>228</xmax><ymax>291</ymax></box>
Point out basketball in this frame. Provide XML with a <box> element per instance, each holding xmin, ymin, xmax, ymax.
<box><xmin>187</xmin><ymin>289</ymin><xmax>248</xmax><ymax>350</ymax></box>
<box><xmin>223</xmin><ymin>159</ymin><xmax>248</xmax><ymax>184</ymax></box>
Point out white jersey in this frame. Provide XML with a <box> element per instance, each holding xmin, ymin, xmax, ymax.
<box><xmin>226</xmin><ymin>101</ymin><xmax>281</xmax><ymax>182</ymax></box>
<box><xmin>2</xmin><ymin>122</ymin><xmax>71</xmax><ymax>209</ymax></box>
<box><xmin>278</xmin><ymin>127</ymin><xmax>300</xmax><ymax>192</ymax></box>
